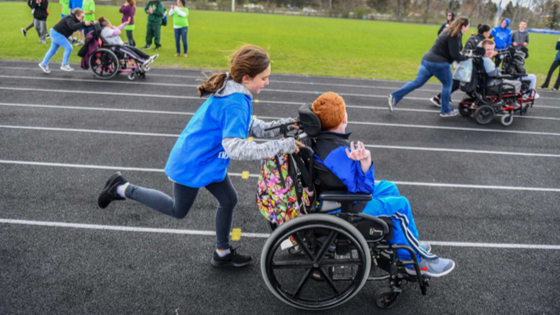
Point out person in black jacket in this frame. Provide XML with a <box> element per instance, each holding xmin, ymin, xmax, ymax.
<box><xmin>31</xmin><ymin>0</ymin><xmax>49</xmax><ymax>44</ymax></box>
<box><xmin>430</xmin><ymin>24</ymin><xmax>491</xmax><ymax>107</ymax></box>
<box><xmin>389</xmin><ymin>17</ymin><xmax>470</xmax><ymax>117</ymax></box>
<box><xmin>437</xmin><ymin>11</ymin><xmax>455</xmax><ymax>36</ymax></box>
<box><xmin>39</xmin><ymin>8</ymin><xmax>95</xmax><ymax>74</ymax></box>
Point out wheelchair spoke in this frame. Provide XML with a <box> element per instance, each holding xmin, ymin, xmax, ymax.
<box><xmin>315</xmin><ymin>231</ymin><xmax>338</xmax><ymax>263</ymax></box>
<box><xmin>272</xmin><ymin>260</ymin><xmax>313</xmax><ymax>270</ymax></box>
<box><xmin>293</xmin><ymin>268</ymin><xmax>313</xmax><ymax>299</ymax></box>
<box><xmin>317</xmin><ymin>267</ymin><xmax>341</xmax><ymax>296</ymax></box>
<box><xmin>292</xmin><ymin>233</ymin><xmax>316</xmax><ymax>262</ymax></box>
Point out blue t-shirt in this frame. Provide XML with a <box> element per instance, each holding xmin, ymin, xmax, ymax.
<box><xmin>69</xmin><ymin>0</ymin><xmax>83</xmax><ymax>9</ymax></box>
<box><xmin>164</xmin><ymin>93</ymin><xmax>253</xmax><ymax>188</ymax></box>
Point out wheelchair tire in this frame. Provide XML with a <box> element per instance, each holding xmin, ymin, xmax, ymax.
<box><xmin>127</xmin><ymin>72</ymin><xmax>136</xmax><ymax>81</ymax></box>
<box><xmin>474</xmin><ymin>105</ymin><xmax>495</xmax><ymax>125</ymax></box>
<box><xmin>500</xmin><ymin>111</ymin><xmax>514</xmax><ymax>126</ymax></box>
<box><xmin>261</xmin><ymin>214</ymin><xmax>371</xmax><ymax>311</ymax></box>
<box><xmin>458</xmin><ymin>103</ymin><xmax>472</xmax><ymax>117</ymax></box>
<box><xmin>374</xmin><ymin>287</ymin><xmax>399</xmax><ymax>309</ymax></box>
<box><xmin>89</xmin><ymin>48</ymin><xmax>120</xmax><ymax>80</ymax></box>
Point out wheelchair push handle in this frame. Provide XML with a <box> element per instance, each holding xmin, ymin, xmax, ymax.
<box><xmin>264</xmin><ymin>119</ymin><xmax>300</xmax><ymax>138</ymax></box>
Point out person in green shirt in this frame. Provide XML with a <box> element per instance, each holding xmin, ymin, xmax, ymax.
<box><xmin>82</xmin><ymin>0</ymin><xmax>95</xmax><ymax>35</ymax></box>
<box><xmin>169</xmin><ymin>0</ymin><xmax>189</xmax><ymax>57</ymax></box>
<box><xmin>60</xmin><ymin>0</ymin><xmax>70</xmax><ymax>17</ymax></box>
<box><xmin>141</xmin><ymin>0</ymin><xmax>164</xmax><ymax>50</ymax></box>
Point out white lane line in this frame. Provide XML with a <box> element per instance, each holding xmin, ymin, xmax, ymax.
<box><xmin>2</xmin><ymin>75</ymin><xmax>559</xmax><ymax>102</ymax></box>
<box><xmin>3</xmin><ymin>124</ymin><xmax>560</xmax><ymax>158</ymax></box>
<box><xmin>0</xmin><ymin>75</ymin><xmax>447</xmax><ymax>99</ymax></box>
<box><xmin>2</xmin><ymin>218</ymin><xmax>560</xmax><ymax>250</ymax></box>
<box><xmin>1</xmin><ymin>87</ymin><xmax>558</xmax><ymax>110</ymax></box>
<box><xmin>1</xmin><ymin>160</ymin><xmax>560</xmax><ymax>192</ymax></box>
<box><xmin>3</xmin><ymin>102</ymin><xmax>560</xmax><ymax>124</ymax></box>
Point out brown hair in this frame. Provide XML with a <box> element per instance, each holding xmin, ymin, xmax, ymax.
<box><xmin>197</xmin><ymin>45</ymin><xmax>270</xmax><ymax>97</ymax></box>
<box><xmin>443</xmin><ymin>17</ymin><xmax>469</xmax><ymax>37</ymax></box>
<box><xmin>126</xmin><ymin>0</ymin><xmax>136</xmax><ymax>7</ymax></box>
<box><xmin>98</xmin><ymin>16</ymin><xmax>110</xmax><ymax>27</ymax></box>
<box><xmin>311</xmin><ymin>92</ymin><xmax>346</xmax><ymax>130</ymax></box>
<box><xmin>73</xmin><ymin>8</ymin><xmax>84</xmax><ymax>16</ymax></box>
<box><xmin>481</xmin><ymin>39</ymin><xmax>495</xmax><ymax>48</ymax></box>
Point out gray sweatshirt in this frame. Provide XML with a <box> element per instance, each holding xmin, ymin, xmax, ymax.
<box><xmin>215</xmin><ymin>79</ymin><xmax>297</xmax><ymax>160</ymax></box>
<box><xmin>512</xmin><ymin>30</ymin><xmax>529</xmax><ymax>50</ymax></box>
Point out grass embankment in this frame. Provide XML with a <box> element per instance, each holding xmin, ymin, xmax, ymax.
<box><xmin>1</xmin><ymin>2</ymin><xmax>557</xmax><ymax>81</ymax></box>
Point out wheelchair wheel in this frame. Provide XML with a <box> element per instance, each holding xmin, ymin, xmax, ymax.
<box><xmin>458</xmin><ymin>103</ymin><xmax>472</xmax><ymax>117</ymax></box>
<box><xmin>474</xmin><ymin>105</ymin><xmax>495</xmax><ymax>125</ymax></box>
<box><xmin>261</xmin><ymin>214</ymin><xmax>371</xmax><ymax>311</ymax></box>
<box><xmin>500</xmin><ymin>110</ymin><xmax>514</xmax><ymax>126</ymax></box>
<box><xmin>89</xmin><ymin>48</ymin><xmax>120</xmax><ymax>80</ymax></box>
<box><xmin>127</xmin><ymin>72</ymin><xmax>137</xmax><ymax>81</ymax></box>
<box><xmin>374</xmin><ymin>287</ymin><xmax>399</xmax><ymax>309</ymax></box>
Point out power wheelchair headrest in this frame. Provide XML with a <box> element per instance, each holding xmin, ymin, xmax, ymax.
<box><xmin>297</xmin><ymin>104</ymin><xmax>322</xmax><ymax>137</ymax></box>
<box><xmin>474</xmin><ymin>46</ymin><xmax>486</xmax><ymax>57</ymax></box>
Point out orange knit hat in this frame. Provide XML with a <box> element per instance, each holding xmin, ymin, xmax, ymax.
<box><xmin>311</xmin><ymin>92</ymin><xmax>346</xmax><ymax>130</ymax></box>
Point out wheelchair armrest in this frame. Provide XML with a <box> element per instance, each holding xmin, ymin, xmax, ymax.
<box><xmin>496</xmin><ymin>75</ymin><xmax>513</xmax><ymax>79</ymax></box>
<box><xmin>319</xmin><ymin>191</ymin><xmax>372</xmax><ymax>202</ymax></box>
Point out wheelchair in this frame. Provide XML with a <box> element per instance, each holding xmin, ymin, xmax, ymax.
<box><xmin>85</xmin><ymin>24</ymin><xmax>154</xmax><ymax>81</ymax></box>
<box><xmin>260</xmin><ymin>104</ymin><xmax>431</xmax><ymax>310</ymax></box>
<box><xmin>458</xmin><ymin>47</ymin><xmax>534</xmax><ymax>126</ymax></box>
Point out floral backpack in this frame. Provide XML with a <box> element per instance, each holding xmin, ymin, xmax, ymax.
<box><xmin>256</xmin><ymin>153</ymin><xmax>313</xmax><ymax>225</ymax></box>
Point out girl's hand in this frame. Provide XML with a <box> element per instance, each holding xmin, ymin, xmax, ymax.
<box><xmin>291</xmin><ymin>119</ymin><xmax>299</xmax><ymax>130</ymax></box>
<box><xmin>171</xmin><ymin>4</ymin><xmax>175</xmax><ymax>9</ymax></box>
<box><xmin>294</xmin><ymin>140</ymin><xmax>305</xmax><ymax>153</ymax></box>
<box><xmin>126</xmin><ymin>16</ymin><xmax>131</xmax><ymax>23</ymax></box>
<box><xmin>345</xmin><ymin>141</ymin><xmax>371</xmax><ymax>161</ymax></box>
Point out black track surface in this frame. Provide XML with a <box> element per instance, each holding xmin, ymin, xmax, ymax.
<box><xmin>1</xmin><ymin>60</ymin><xmax>559</xmax><ymax>315</ymax></box>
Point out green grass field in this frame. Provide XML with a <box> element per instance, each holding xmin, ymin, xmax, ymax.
<box><xmin>1</xmin><ymin>2</ymin><xmax>558</xmax><ymax>81</ymax></box>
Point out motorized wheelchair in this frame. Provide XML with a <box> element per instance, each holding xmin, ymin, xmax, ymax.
<box><xmin>458</xmin><ymin>47</ymin><xmax>535</xmax><ymax>126</ymax></box>
<box><xmin>81</xmin><ymin>23</ymin><xmax>154</xmax><ymax>81</ymax></box>
<box><xmin>259</xmin><ymin>104</ymin><xmax>432</xmax><ymax>310</ymax></box>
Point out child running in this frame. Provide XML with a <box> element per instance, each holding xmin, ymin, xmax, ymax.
<box><xmin>98</xmin><ymin>45</ymin><xmax>304</xmax><ymax>268</ymax></box>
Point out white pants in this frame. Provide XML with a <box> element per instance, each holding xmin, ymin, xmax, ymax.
<box><xmin>521</xmin><ymin>74</ymin><xmax>537</xmax><ymax>90</ymax></box>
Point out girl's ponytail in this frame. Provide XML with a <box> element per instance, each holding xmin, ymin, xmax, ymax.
<box><xmin>198</xmin><ymin>72</ymin><xmax>228</xmax><ymax>97</ymax></box>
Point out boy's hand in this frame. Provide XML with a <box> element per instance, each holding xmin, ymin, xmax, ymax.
<box><xmin>345</xmin><ymin>141</ymin><xmax>371</xmax><ymax>161</ymax></box>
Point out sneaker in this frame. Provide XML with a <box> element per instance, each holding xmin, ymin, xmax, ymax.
<box><xmin>440</xmin><ymin>109</ymin><xmax>460</xmax><ymax>117</ymax></box>
<box><xmin>211</xmin><ymin>247</ymin><xmax>252</xmax><ymax>268</ymax></box>
<box><xmin>174</xmin><ymin>53</ymin><xmax>179</xmax><ymax>57</ymax></box>
<box><xmin>141</xmin><ymin>45</ymin><xmax>150</xmax><ymax>49</ymax></box>
<box><xmin>419</xmin><ymin>242</ymin><xmax>431</xmax><ymax>253</ymax></box>
<box><xmin>74</xmin><ymin>40</ymin><xmax>84</xmax><ymax>46</ymax></box>
<box><xmin>406</xmin><ymin>257</ymin><xmax>455</xmax><ymax>278</ymax></box>
<box><xmin>429</xmin><ymin>97</ymin><xmax>442</xmax><ymax>108</ymax></box>
<box><xmin>40</xmin><ymin>40</ymin><xmax>47</xmax><ymax>44</ymax></box>
<box><xmin>152</xmin><ymin>54</ymin><xmax>159</xmax><ymax>61</ymax></box>
<box><xmin>98</xmin><ymin>172</ymin><xmax>127</xmax><ymax>209</ymax></box>
<box><xmin>154</xmin><ymin>46</ymin><xmax>160</xmax><ymax>51</ymax></box>
<box><xmin>60</xmin><ymin>64</ymin><xmax>74</xmax><ymax>71</ymax></box>
<box><xmin>21</xmin><ymin>28</ymin><xmax>26</xmax><ymax>37</ymax></box>
<box><xmin>38</xmin><ymin>63</ymin><xmax>50</xmax><ymax>74</ymax></box>
<box><xmin>183</xmin><ymin>54</ymin><xmax>188</xmax><ymax>58</ymax></box>
<box><xmin>71</xmin><ymin>38</ymin><xmax>78</xmax><ymax>44</ymax></box>
<box><xmin>534</xmin><ymin>93</ymin><xmax>540</xmax><ymax>99</ymax></box>
<box><xmin>388</xmin><ymin>94</ymin><xmax>396</xmax><ymax>112</ymax></box>
<box><xmin>46</xmin><ymin>33</ymin><xmax>50</xmax><ymax>39</ymax></box>
<box><xmin>553</xmin><ymin>88</ymin><xmax>558</xmax><ymax>91</ymax></box>
<box><xmin>537</xmin><ymin>86</ymin><xmax>546</xmax><ymax>90</ymax></box>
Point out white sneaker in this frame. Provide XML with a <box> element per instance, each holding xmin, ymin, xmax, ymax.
<box><xmin>440</xmin><ymin>109</ymin><xmax>460</xmax><ymax>117</ymax></box>
<box><xmin>38</xmin><ymin>63</ymin><xmax>50</xmax><ymax>74</ymax></box>
<box><xmin>60</xmin><ymin>64</ymin><xmax>74</xmax><ymax>72</ymax></box>
<box><xmin>534</xmin><ymin>93</ymin><xmax>540</xmax><ymax>99</ymax></box>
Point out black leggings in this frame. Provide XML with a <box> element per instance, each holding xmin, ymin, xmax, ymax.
<box><xmin>125</xmin><ymin>30</ymin><xmax>135</xmax><ymax>47</ymax></box>
<box><xmin>125</xmin><ymin>174</ymin><xmax>238</xmax><ymax>250</ymax></box>
<box><xmin>542</xmin><ymin>60</ymin><xmax>560</xmax><ymax>89</ymax></box>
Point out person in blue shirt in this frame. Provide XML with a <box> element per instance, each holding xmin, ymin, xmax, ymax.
<box><xmin>97</xmin><ymin>45</ymin><xmax>303</xmax><ymax>268</ymax></box>
<box><xmin>311</xmin><ymin>92</ymin><xmax>455</xmax><ymax>278</ymax></box>
<box><xmin>490</xmin><ymin>18</ymin><xmax>512</xmax><ymax>68</ymax></box>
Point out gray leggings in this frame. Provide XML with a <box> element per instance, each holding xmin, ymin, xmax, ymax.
<box><xmin>125</xmin><ymin>174</ymin><xmax>238</xmax><ymax>250</ymax></box>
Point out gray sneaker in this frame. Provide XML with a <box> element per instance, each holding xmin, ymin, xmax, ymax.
<box><xmin>440</xmin><ymin>109</ymin><xmax>460</xmax><ymax>117</ymax></box>
<box><xmin>388</xmin><ymin>94</ymin><xmax>396</xmax><ymax>112</ymax></box>
<box><xmin>38</xmin><ymin>63</ymin><xmax>50</xmax><ymax>74</ymax></box>
<box><xmin>60</xmin><ymin>64</ymin><xmax>74</xmax><ymax>72</ymax></box>
<box><xmin>406</xmin><ymin>257</ymin><xmax>455</xmax><ymax>278</ymax></box>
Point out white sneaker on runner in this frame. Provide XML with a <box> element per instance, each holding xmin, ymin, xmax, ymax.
<box><xmin>60</xmin><ymin>64</ymin><xmax>74</xmax><ymax>72</ymax></box>
<box><xmin>38</xmin><ymin>63</ymin><xmax>51</xmax><ymax>74</ymax></box>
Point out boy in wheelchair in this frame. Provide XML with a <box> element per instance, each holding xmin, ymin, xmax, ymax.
<box><xmin>98</xmin><ymin>16</ymin><xmax>158</xmax><ymax>69</ymax></box>
<box><xmin>309</xmin><ymin>92</ymin><xmax>455</xmax><ymax>278</ymax></box>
